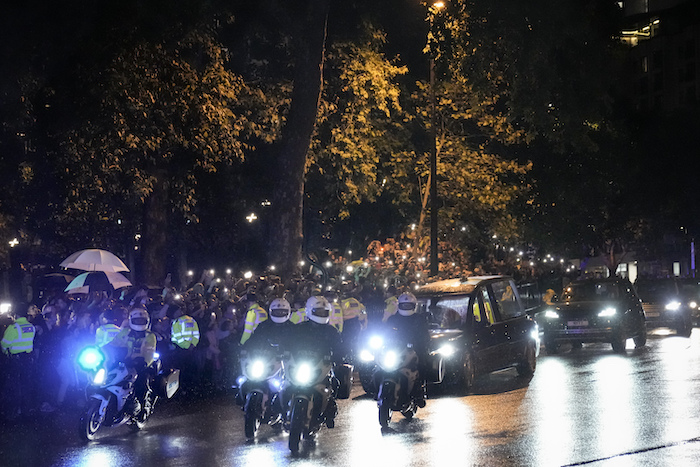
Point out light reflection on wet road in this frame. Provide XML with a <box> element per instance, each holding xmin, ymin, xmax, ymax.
<box><xmin>4</xmin><ymin>330</ymin><xmax>700</xmax><ymax>467</ymax></box>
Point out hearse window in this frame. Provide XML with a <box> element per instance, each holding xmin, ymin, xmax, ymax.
<box><xmin>491</xmin><ymin>280</ymin><xmax>524</xmax><ymax>320</ymax></box>
<box><xmin>424</xmin><ymin>296</ymin><xmax>470</xmax><ymax>329</ymax></box>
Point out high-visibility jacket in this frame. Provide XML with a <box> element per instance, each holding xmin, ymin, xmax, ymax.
<box><xmin>110</xmin><ymin>327</ymin><xmax>157</xmax><ymax>366</ymax></box>
<box><xmin>382</xmin><ymin>296</ymin><xmax>399</xmax><ymax>322</ymax></box>
<box><xmin>290</xmin><ymin>307</ymin><xmax>306</xmax><ymax>324</ymax></box>
<box><xmin>329</xmin><ymin>301</ymin><xmax>344</xmax><ymax>333</ymax></box>
<box><xmin>240</xmin><ymin>303</ymin><xmax>268</xmax><ymax>344</ymax></box>
<box><xmin>1</xmin><ymin>317</ymin><xmax>35</xmax><ymax>355</ymax></box>
<box><xmin>341</xmin><ymin>297</ymin><xmax>368</xmax><ymax>330</ymax></box>
<box><xmin>171</xmin><ymin>315</ymin><xmax>200</xmax><ymax>349</ymax></box>
<box><xmin>95</xmin><ymin>323</ymin><xmax>121</xmax><ymax>347</ymax></box>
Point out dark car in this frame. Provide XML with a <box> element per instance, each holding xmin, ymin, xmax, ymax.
<box><xmin>634</xmin><ymin>278</ymin><xmax>693</xmax><ymax>337</ymax></box>
<box><xmin>677</xmin><ymin>278</ymin><xmax>700</xmax><ymax>326</ymax></box>
<box><xmin>413</xmin><ymin>275</ymin><xmax>539</xmax><ymax>394</ymax></box>
<box><xmin>540</xmin><ymin>277</ymin><xmax>647</xmax><ymax>353</ymax></box>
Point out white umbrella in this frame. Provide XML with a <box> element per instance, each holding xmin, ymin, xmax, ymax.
<box><xmin>60</xmin><ymin>249</ymin><xmax>129</xmax><ymax>273</ymax></box>
<box><xmin>65</xmin><ymin>271</ymin><xmax>133</xmax><ymax>294</ymax></box>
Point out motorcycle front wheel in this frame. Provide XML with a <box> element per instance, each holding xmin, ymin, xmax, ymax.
<box><xmin>244</xmin><ymin>391</ymin><xmax>263</xmax><ymax>439</ymax></box>
<box><xmin>79</xmin><ymin>399</ymin><xmax>103</xmax><ymax>441</ymax></box>
<box><xmin>378</xmin><ymin>381</ymin><xmax>395</xmax><ymax>429</ymax></box>
<box><xmin>289</xmin><ymin>397</ymin><xmax>309</xmax><ymax>454</ymax></box>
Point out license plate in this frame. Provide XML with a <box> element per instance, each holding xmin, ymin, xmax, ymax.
<box><xmin>568</xmin><ymin>320</ymin><xmax>588</xmax><ymax>327</ymax></box>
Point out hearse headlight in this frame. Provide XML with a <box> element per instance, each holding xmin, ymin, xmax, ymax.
<box><xmin>598</xmin><ymin>307</ymin><xmax>617</xmax><ymax>317</ymax></box>
<box><xmin>544</xmin><ymin>309</ymin><xmax>560</xmax><ymax>319</ymax></box>
<box><xmin>436</xmin><ymin>344</ymin><xmax>456</xmax><ymax>357</ymax></box>
<box><xmin>665</xmin><ymin>301</ymin><xmax>681</xmax><ymax>311</ymax></box>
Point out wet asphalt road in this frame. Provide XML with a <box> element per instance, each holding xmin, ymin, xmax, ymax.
<box><xmin>3</xmin><ymin>328</ymin><xmax>700</xmax><ymax>467</ymax></box>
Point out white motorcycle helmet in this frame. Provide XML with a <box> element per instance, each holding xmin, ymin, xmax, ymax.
<box><xmin>128</xmin><ymin>307</ymin><xmax>150</xmax><ymax>331</ymax></box>
<box><xmin>269</xmin><ymin>298</ymin><xmax>292</xmax><ymax>324</ymax></box>
<box><xmin>397</xmin><ymin>292</ymin><xmax>418</xmax><ymax>316</ymax></box>
<box><xmin>305</xmin><ymin>295</ymin><xmax>331</xmax><ymax>324</ymax></box>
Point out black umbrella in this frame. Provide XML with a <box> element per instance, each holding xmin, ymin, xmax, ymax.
<box><xmin>65</xmin><ymin>271</ymin><xmax>132</xmax><ymax>294</ymax></box>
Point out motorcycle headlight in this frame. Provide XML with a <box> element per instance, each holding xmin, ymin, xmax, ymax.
<box><xmin>598</xmin><ymin>307</ymin><xmax>617</xmax><ymax>317</ymax></box>
<box><xmin>544</xmin><ymin>309</ymin><xmax>559</xmax><ymax>319</ymax></box>
<box><xmin>250</xmin><ymin>360</ymin><xmax>266</xmax><ymax>380</ymax></box>
<box><xmin>77</xmin><ymin>346</ymin><xmax>105</xmax><ymax>372</ymax></box>
<box><xmin>368</xmin><ymin>335</ymin><xmax>383</xmax><ymax>350</ymax></box>
<box><xmin>381</xmin><ymin>350</ymin><xmax>400</xmax><ymax>371</ymax></box>
<box><xmin>359</xmin><ymin>349</ymin><xmax>375</xmax><ymax>362</ymax></box>
<box><xmin>294</xmin><ymin>363</ymin><xmax>314</xmax><ymax>385</ymax></box>
<box><xmin>665</xmin><ymin>301</ymin><xmax>681</xmax><ymax>311</ymax></box>
<box><xmin>93</xmin><ymin>368</ymin><xmax>106</xmax><ymax>385</ymax></box>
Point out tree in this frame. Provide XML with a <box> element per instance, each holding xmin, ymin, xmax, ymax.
<box><xmin>265</xmin><ymin>0</ymin><xmax>331</xmax><ymax>279</ymax></box>
<box><xmin>61</xmin><ymin>23</ymin><xmax>276</xmax><ymax>284</ymax></box>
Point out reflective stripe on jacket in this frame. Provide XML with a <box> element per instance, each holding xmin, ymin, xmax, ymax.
<box><xmin>1</xmin><ymin>318</ymin><xmax>36</xmax><ymax>355</ymax></box>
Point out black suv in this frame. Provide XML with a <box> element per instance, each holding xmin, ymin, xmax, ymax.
<box><xmin>634</xmin><ymin>278</ymin><xmax>693</xmax><ymax>337</ymax></box>
<box><xmin>540</xmin><ymin>277</ymin><xmax>647</xmax><ymax>353</ymax></box>
<box><xmin>414</xmin><ymin>276</ymin><xmax>539</xmax><ymax>393</ymax></box>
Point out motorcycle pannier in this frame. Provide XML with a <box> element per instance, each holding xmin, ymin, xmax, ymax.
<box><xmin>158</xmin><ymin>368</ymin><xmax>181</xmax><ymax>399</ymax></box>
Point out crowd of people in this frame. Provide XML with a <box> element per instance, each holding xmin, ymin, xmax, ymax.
<box><xmin>0</xmin><ymin>267</ymin><xmax>403</xmax><ymax>422</ymax></box>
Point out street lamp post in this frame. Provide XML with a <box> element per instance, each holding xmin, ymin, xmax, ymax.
<box><xmin>428</xmin><ymin>1</ymin><xmax>444</xmax><ymax>277</ymax></box>
<box><xmin>429</xmin><ymin>53</ymin><xmax>438</xmax><ymax>277</ymax></box>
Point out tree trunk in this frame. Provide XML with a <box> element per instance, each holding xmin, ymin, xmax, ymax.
<box><xmin>268</xmin><ymin>0</ymin><xmax>330</xmax><ymax>279</ymax></box>
<box><xmin>140</xmin><ymin>168</ymin><xmax>169</xmax><ymax>287</ymax></box>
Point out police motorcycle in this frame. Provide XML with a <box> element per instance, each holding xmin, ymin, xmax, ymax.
<box><xmin>283</xmin><ymin>295</ymin><xmax>346</xmax><ymax>454</ymax></box>
<box><xmin>367</xmin><ymin>330</ymin><xmax>421</xmax><ymax>430</ymax></box>
<box><xmin>356</xmin><ymin>330</ymin><xmax>384</xmax><ymax>397</ymax></box>
<box><xmin>284</xmin><ymin>348</ymin><xmax>336</xmax><ymax>454</ymax></box>
<box><xmin>76</xmin><ymin>345</ymin><xmax>179</xmax><ymax>441</ymax></box>
<box><xmin>236</xmin><ymin>345</ymin><xmax>285</xmax><ymax>439</ymax></box>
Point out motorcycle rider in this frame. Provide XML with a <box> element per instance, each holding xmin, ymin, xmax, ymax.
<box><xmin>239</xmin><ymin>298</ymin><xmax>294</xmax><ymax>411</ymax></box>
<box><xmin>106</xmin><ymin>307</ymin><xmax>158</xmax><ymax>417</ymax></box>
<box><xmin>385</xmin><ymin>292</ymin><xmax>429</xmax><ymax>407</ymax></box>
<box><xmin>244</xmin><ymin>297</ymin><xmax>294</xmax><ymax>350</ymax></box>
<box><xmin>284</xmin><ymin>295</ymin><xmax>342</xmax><ymax>428</ymax></box>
